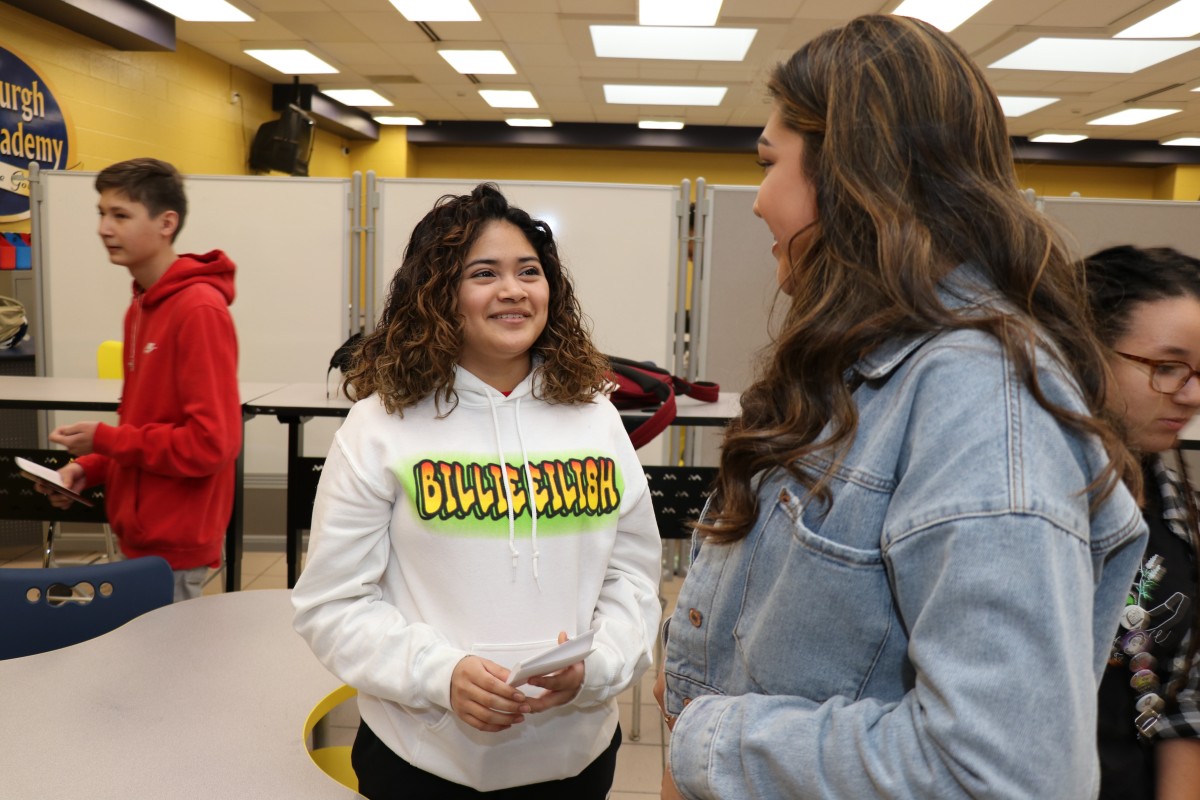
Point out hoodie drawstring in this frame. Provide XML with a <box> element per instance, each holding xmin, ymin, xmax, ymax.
<box><xmin>485</xmin><ymin>392</ymin><xmax>541</xmax><ymax>590</ymax></box>
<box><xmin>486</xmin><ymin>394</ymin><xmax>520</xmax><ymax>580</ymax></box>
<box><xmin>513</xmin><ymin>397</ymin><xmax>541</xmax><ymax>589</ymax></box>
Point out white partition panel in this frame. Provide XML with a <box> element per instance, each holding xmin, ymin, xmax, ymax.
<box><xmin>376</xmin><ymin>179</ymin><xmax>677</xmax><ymax>363</ymax></box>
<box><xmin>376</xmin><ymin>179</ymin><xmax>679</xmax><ymax>461</ymax></box>
<box><xmin>1040</xmin><ymin>197</ymin><xmax>1200</xmax><ymax>258</ymax></box>
<box><xmin>36</xmin><ymin>171</ymin><xmax>352</xmax><ymax>474</ymax></box>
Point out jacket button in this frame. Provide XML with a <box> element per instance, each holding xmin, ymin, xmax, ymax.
<box><xmin>682</xmin><ymin>697</ymin><xmax>692</xmax><ymax>707</ymax></box>
<box><xmin>779</xmin><ymin>488</ymin><xmax>790</xmax><ymax>503</ymax></box>
<box><xmin>688</xmin><ymin>608</ymin><xmax>703</xmax><ymax>627</ymax></box>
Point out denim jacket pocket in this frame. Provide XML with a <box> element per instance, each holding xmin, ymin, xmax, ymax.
<box><xmin>733</xmin><ymin>484</ymin><xmax>895</xmax><ymax>700</ymax></box>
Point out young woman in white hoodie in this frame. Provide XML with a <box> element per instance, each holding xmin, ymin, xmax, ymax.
<box><xmin>292</xmin><ymin>183</ymin><xmax>661</xmax><ymax>798</ymax></box>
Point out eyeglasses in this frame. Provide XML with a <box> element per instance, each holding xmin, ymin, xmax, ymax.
<box><xmin>1115</xmin><ymin>351</ymin><xmax>1200</xmax><ymax>394</ymax></box>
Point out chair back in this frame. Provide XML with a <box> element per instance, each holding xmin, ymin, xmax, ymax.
<box><xmin>0</xmin><ymin>556</ymin><xmax>174</xmax><ymax>660</ymax></box>
<box><xmin>97</xmin><ymin>340</ymin><xmax>123</xmax><ymax>380</ymax></box>
<box><xmin>303</xmin><ymin>684</ymin><xmax>359</xmax><ymax>791</ymax></box>
<box><xmin>644</xmin><ymin>466</ymin><xmax>718</xmax><ymax>540</ymax></box>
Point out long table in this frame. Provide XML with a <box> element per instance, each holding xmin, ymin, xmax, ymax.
<box><xmin>244</xmin><ymin>382</ymin><xmax>742</xmax><ymax>586</ymax></box>
<box><xmin>0</xmin><ymin>589</ymin><xmax>357</xmax><ymax>798</ymax></box>
<box><xmin>0</xmin><ymin>376</ymin><xmax>284</xmax><ymax>591</ymax></box>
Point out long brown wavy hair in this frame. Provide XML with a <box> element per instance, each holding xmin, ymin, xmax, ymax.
<box><xmin>700</xmin><ymin>14</ymin><xmax>1138</xmax><ymax>543</ymax></box>
<box><xmin>343</xmin><ymin>183</ymin><xmax>609</xmax><ymax>414</ymax></box>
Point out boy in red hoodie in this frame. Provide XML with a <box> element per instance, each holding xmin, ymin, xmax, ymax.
<box><xmin>44</xmin><ymin>158</ymin><xmax>241</xmax><ymax>601</ymax></box>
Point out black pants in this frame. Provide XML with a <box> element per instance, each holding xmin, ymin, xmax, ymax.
<box><xmin>351</xmin><ymin>718</ymin><xmax>622</xmax><ymax>799</ymax></box>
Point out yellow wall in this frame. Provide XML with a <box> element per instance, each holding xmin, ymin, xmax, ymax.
<box><xmin>1012</xmin><ymin>162</ymin><xmax>1162</xmax><ymax>200</ymax></box>
<box><xmin>409</xmin><ymin>145</ymin><xmax>761</xmax><ymax>189</ymax></box>
<box><xmin>0</xmin><ymin>3</ymin><xmax>355</xmax><ymax>231</ymax></box>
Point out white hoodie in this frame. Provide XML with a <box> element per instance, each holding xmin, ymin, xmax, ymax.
<box><xmin>292</xmin><ymin>365</ymin><xmax>662</xmax><ymax>791</ymax></box>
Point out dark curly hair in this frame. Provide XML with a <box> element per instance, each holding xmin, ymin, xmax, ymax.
<box><xmin>343</xmin><ymin>182</ymin><xmax>608</xmax><ymax>414</ymax></box>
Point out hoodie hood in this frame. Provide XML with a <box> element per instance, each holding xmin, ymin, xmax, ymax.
<box><xmin>139</xmin><ymin>250</ymin><xmax>236</xmax><ymax>308</ymax></box>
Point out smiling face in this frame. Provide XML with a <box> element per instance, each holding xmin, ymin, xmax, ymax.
<box><xmin>753</xmin><ymin>107</ymin><xmax>818</xmax><ymax>296</ymax></box>
<box><xmin>1109</xmin><ymin>295</ymin><xmax>1200</xmax><ymax>453</ymax></box>
<box><xmin>456</xmin><ymin>219</ymin><xmax>550</xmax><ymax>391</ymax></box>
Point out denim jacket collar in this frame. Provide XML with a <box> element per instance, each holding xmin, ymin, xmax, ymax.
<box><xmin>852</xmin><ymin>263</ymin><xmax>1002</xmax><ymax>382</ymax></box>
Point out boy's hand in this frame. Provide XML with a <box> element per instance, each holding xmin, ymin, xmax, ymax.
<box><xmin>50</xmin><ymin>422</ymin><xmax>99</xmax><ymax>456</ymax></box>
<box><xmin>450</xmin><ymin>655</ymin><xmax>531</xmax><ymax>733</ymax></box>
<box><xmin>524</xmin><ymin>631</ymin><xmax>585</xmax><ymax>712</ymax></box>
<box><xmin>36</xmin><ymin>462</ymin><xmax>86</xmax><ymax>509</ymax></box>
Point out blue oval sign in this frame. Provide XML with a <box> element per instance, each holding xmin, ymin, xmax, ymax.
<box><xmin>0</xmin><ymin>45</ymin><xmax>73</xmax><ymax>222</ymax></box>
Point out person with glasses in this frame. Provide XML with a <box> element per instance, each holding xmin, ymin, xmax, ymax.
<box><xmin>1086</xmin><ymin>245</ymin><xmax>1200</xmax><ymax>800</ymax></box>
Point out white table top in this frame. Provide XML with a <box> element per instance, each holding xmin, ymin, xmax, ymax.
<box><xmin>0</xmin><ymin>376</ymin><xmax>286</xmax><ymax>412</ymax></box>
<box><xmin>243</xmin><ymin>381</ymin><xmax>743</xmax><ymax>426</ymax></box>
<box><xmin>0</xmin><ymin>589</ymin><xmax>358</xmax><ymax>799</ymax></box>
<box><xmin>1181</xmin><ymin>416</ymin><xmax>1200</xmax><ymax>449</ymax></box>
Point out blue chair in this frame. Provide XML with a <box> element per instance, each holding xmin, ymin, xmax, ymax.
<box><xmin>0</xmin><ymin>556</ymin><xmax>174</xmax><ymax>660</ymax></box>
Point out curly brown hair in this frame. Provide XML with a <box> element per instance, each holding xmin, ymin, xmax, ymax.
<box><xmin>343</xmin><ymin>183</ymin><xmax>609</xmax><ymax>414</ymax></box>
<box><xmin>700</xmin><ymin>14</ymin><xmax>1138</xmax><ymax>543</ymax></box>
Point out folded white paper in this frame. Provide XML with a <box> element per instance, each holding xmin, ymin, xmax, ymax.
<box><xmin>506</xmin><ymin>630</ymin><xmax>595</xmax><ymax>687</ymax></box>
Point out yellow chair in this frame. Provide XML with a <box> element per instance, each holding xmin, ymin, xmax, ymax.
<box><xmin>97</xmin><ymin>340</ymin><xmax>123</xmax><ymax>380</ymax></box>
<box><xmin>303</xmin><ymin>684</ymin><xmax>359</xmax><ymax>792</ymax></box>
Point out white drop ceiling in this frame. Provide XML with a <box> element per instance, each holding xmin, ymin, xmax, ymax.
<box><xmin>177</xmin><ymin>0</ymin><xmax>1200</xmax><ymax>141</ymax></box>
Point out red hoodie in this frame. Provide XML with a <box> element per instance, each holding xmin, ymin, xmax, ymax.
<box><xmin>76</xmin><ymin>251</ymin><xmax>240</xmax><ymax>570</ymax></box>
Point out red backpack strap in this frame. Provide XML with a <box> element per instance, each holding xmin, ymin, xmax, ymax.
<box><xmin>672</xmin><ymin>376</ymin><xmax>720</xmax><ymax>403</ymax></box>
<box><xmin>627</xmin><ymin>389</ymin><xmax>676</xmax><ymax>449</ymax></box>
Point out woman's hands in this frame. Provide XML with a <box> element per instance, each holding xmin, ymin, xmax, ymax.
<box><xmin>34</xmin><ymin>462</ymin><xmax>86</xmax><ymax>510</ymax></box>
<box><xmin>449</xmin><ymin>631</ymin><xmax>586</xmax><ymax>732</ymax></box>
<box><xmin>450</xmin><ymin>656</ymin><xmax>531</xmax><ymax>732</ymax></box>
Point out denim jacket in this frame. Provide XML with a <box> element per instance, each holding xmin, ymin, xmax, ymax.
<box><xmin>663</xmin><ymin>282</ymin><xmax>1147</xmax><ymax>799</ymax></box>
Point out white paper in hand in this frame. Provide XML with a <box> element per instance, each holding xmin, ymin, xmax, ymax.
<box><xmin>15</xmin><ymin>456</ymin><xmax>94</xmax><ymax>507</ymax></box>
<box><xmin>506</xmin><ymin>630</ymin><xmax>596</xmax><ymax>687</ymax></box>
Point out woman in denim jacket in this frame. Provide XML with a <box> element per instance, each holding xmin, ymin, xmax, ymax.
<box><xmin>1085</xmin><ymin>246</ymin><xmax>1200</xmax><ymax>799</ymax></box>
<box><xmin>655</xmin><ymin>15</ymin><xmax>1148</xmax><ymax>799</ymax></box>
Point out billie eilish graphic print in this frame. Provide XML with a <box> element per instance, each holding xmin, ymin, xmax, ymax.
<box><xmin>400</xmin><ymin>452</ymin><xmax>624</xmax><ymax>536</ymax></box>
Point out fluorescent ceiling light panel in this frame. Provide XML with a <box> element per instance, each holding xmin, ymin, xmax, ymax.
<box><xmin>478</xmin><ymin>90</ymin><xmax>538</xmax><ymax>108</ymax></box>
<box><xmin>143</xmin><ymin>0</ymin><xmax>252</xmax><ymax>22</ymax></box>
<box><xmin>322</xmin><ymin>89</ymin><xmax>392</xmax><ymax>106</ymax></box>
<box><xmin>375</xmin><ymin>115</ymin><xmax>425</xmax><ymax>125</ymax></box>
<box><xmin>1116</xmin><ymin>0</ymin><xmax>1200</xmax><ymax>39</ymax></box>
<box><xmin>591</xmin><ymin>25</ymin><xmax>756</xmax><ymax>61</ymax></box>
<box><xmin>1088</xmin><ymin>108</ymin><xmax>1181</xmax><ymax>125</ymax></box>
<box><xmin>639</xmin><ymin>120</ymin><xmax>685</xmax><ymax>129</ymax></box>
<box><xmin>996</xmin><ymin>96</ymin><xmax>1058</xmax><ymax>117</ymax></box>
<box><xmin>506</xmin><ymin>118</ymin><xmax>553</xmax><ymax>127</ymax></box>
<box><xmin>388</xmin><ymin>0</ymin><xmax>479</xmax><ymax>21</ymax></box>
<box><xmin>891</xmin><ymin>0</ymin><xmax>993</xmax><ymax>32</ymax></box>
<box><xmin>639</xmin><ymin>0</ymin><xmax>723</xmax><ymax>26</ymax></box>
<box><xmin>438</xmin><ymin>50</ymin><xmax>515</xmax><ymax>75</ymax></box>
<box><xmin>1163</xmin><ymin>136</ymin><xmax>1200</xmax><ymax>145</ymax></box>
<box><xmin>1029</xmin><ymin>133</ymin><xmax>1087</xmax><ymax>143</ymax></box>
<box><xmin>244</xmin><ymin>50</ymin><xmax>337</xmax><ymax>75</ymax></box>
<box><xmin>989</xmin><ymin>38</ymin><xmax>1200</xmax><ymax>73</ymax></box>
<box><xmin>604</xmin><ymin>84</ymin><xmax>727</xmax><ymax>105</ymax></box>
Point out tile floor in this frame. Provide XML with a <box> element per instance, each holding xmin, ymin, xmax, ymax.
<box><xmin>0</xmin><ymin>540</ymin><xmax>683</xmax><ymax>798</ymax></box>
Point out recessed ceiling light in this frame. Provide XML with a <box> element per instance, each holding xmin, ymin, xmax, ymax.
<box><xmin>996</xmin><ymin>96</ymin><xmax>1059</xmax><ymax>117</ymax></box>
<box><xmin>438</xmin><ymin>50</ymin><xmax>516</xmax><ymax>75</ymax></box>
<box><xmin>1116</xmin><ymin>0</ymin><xmax>1200</xmax><ymax>39</ymax></box>
<box><xmin>639</xmin><ymin>0</ymin><xmax>723</xmax><ymax>26</ymax></box>
<box><xmin>322</xmin><ymin>89</ymin><xmax>392</xmax><ymax>107</ymax></box>
<box><xmin>479</xmin><ymin>90</ymin><xmax>538</xmax><ymax>109</ymax></box>
<box><xmin>1161</xmin><ymin>135</ymin><xmax>1200</xmax><ymax>145</ymax></box>
<box><xmin>506</xmin><ymin>118</ymin><xmax>553</xmax><ymax>127</ymax></box>
<box><xmin>1029</xmin><ymin>133</ymin><xmax>1088</xmax><ymax>143</ymax></box>
<box><xmin>891</xmin><ymin>0</ymin><xmax>993</xmax><ymax>32</ymax></box>
<box><xmin>375</xmin><ymin>115</ymin><xmax>425</xmax><ymax>126</ymax></box>
<box><xmin>143</xmin><ymin>0</ymin><xmax>252</xmax><ymax>22</ymax></box>
<box><xmin>639</xmin><ymin>120</ymin><xmax>685</xmax><ymax>130</ymax></box>
<box><xmin>990</xmin><ymin>38</ymin><xmax>1200</xmax><ymax>73</ymax></box>
<box><xmin>604</xmin><ymin>85</ymin><xmax>727</xmax><ymax>105</ymax></box>
<box><xmin>244</xmin><ymin>50</ymin><xmax>337</xmax><ymax>75</ymax></box>
<box><xmin>388</xmin><ymin>0</ymin><xmax>479</xmax><ymax>21</ymax></box>
<box><xmin>1088</xmin><ymin>108</ymin><xmax>1181</xmax><ymax>125</ymax></box>
<box><xmin>591</xmin><ymin>25</ymin><xmax>756</xmax><ymax>61</ymax></box>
